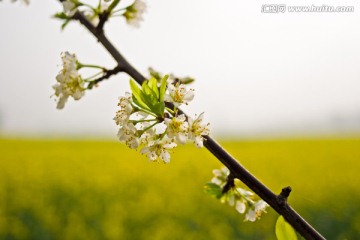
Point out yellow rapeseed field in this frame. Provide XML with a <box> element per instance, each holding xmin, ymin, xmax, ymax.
<box><xmin>0</xmin><ymin>138</ymin><xmax>359</xmax><ymax>239</ymax></box>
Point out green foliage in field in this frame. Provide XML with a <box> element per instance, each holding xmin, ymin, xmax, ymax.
<box><xmin>0</xmin><ymin>138</ymin><xmax>359</xmax><ymax>239</ymax></box>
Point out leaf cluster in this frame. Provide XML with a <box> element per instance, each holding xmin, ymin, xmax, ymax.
<box><xmin>130</xmin><ymin>76</ymin><xmax>168</xmax><ymax>117</ymax></box>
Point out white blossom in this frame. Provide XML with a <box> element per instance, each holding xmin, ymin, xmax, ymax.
<box><xmin>164</xmin><ymin>114</ymin><xmax>189</xmax><ymax>144</ymax></box>
<box><xmin>227</xmin><ymin>193</ymin><xmax>235</xmax><ymax>206</ymax></box>
<box><xmin>136</xmin><ymin>111</ymin><xmax>150</xmax><ymax>119</ymax></box>
<box><xmin>62</xmin><ymin>0</ymin><xmax>77</xmax><ymax>17</ymax></box>
<box><xmin>139</xmin><ymin>131</ymin><xmax>154</xmax><ymax>146</ymax></box>
<box><xmin>235</xmin><ymin>200</ymin><xmax>246</xmax><ymax>214</ymax></box>
<box><xmin>236</xmin><ymin>187</ymin><xmax>254</xmax><ymax>197</ymax></box>
<box><xmin>114</xmin><ymin>92</ymin><xmax>133</xmax><ymax>125</ymax></box>
<box><xmin>117</xmin><ymin>122</ymin><xmax>139</xmax><ymax>149</ymax></box>
<box><xmin>139</xmin><ymin>123</ymin><xmax>156</xmax><ymax>145</ymax></box>
<box><xmin>53</xmin><ymin>52</ymin><xmax>85</xmax><ymax>109</ymax></box>
<box><xmin>123</xmin><ymin>0</ymin><xmax>146</xmax><ymax>28</ymax></box>
<box><xmin>140</xmin><ymin>139</ymin><xmax>176</xmax><ymax>163</ymax></box>
<box><xmin>164</xmin><ymin>83</ymin><xmax>194</xmax><ymax>107</ymax></box>
<box><xmin>245</xmin><ymin>200</ymin><xmax>268</xmax><ymax>222</ymax></box>
<box><xmin>209</xmin><ymin>167</ymin><xmax>268</xmax><ymax>221</ymax></box>
<box><xmin>188</xmin><ymin>113</ymin><xmax>210</xmax><ymax>148</ymax></box>
<box><xmin>211</xmin><ymin>167</ymin><xmax>229</xmax><ymax>186</ymax></box>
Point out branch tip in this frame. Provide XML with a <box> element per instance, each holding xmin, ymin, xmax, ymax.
<box><xmin>277</xmin><ymin>186</ymin><xmax>292</xmax><ymax>206</ymax></box>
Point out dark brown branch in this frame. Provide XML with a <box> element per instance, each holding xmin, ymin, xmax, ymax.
<box><xmin>96</xmin><ymin>11</ymin><xmax>109</xmax><ymax>31</ymax></box>
<box><xmin>88</xmin><ymin>65</ymin><xmax>124</xmax><ymax>89</ymax></box>
<box><xmin>72</xmin><ymin>11</ymin><xmax>145</xmax><ymax>84</ymax></box>
<box><xmin>65</xmin><ymin>8</ymin><xmax>326</xmax><ymax>240</ymax></box>
<box><xmin>222</xmin><ymin>173</ymin><xmax>235</xmax><ymax>194</ymax></box>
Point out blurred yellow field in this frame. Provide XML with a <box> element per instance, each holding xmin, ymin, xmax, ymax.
<box><xmin>0</xmin><ymin>138</ymin><xmax>359</xmax><ymax>239</ymax></box>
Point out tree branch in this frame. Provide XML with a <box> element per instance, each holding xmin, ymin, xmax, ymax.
<box><xmin>72</xmin><ymin>11</ymin><xmax>145</xmax><ymax>84</ymax></box>
<box><xmin>88</xmin><ymin>65</ymin><xmax>124</xmax><ymax>89</ymax></box>
<box><xmin>66</xmin><ymin>8</ymin><xmax>325</xmax><ymax>240</ymax></box>
<box><xmin>96</xmin><ymin>11</ymin><xmax>109</xmax><ymax>31</ymax></box>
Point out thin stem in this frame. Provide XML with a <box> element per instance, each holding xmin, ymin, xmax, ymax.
<box><xmin>112</xmin><ymin>8</ymin><xmax>126</xmax><ymax>14</ymax></box>
<box><xmin>130</xmin><ymin>118</ymin><xmax>158</xmax><ymax>124</ymax></box>
<box><xmin>109</xmin><ymin>13</ymin><xmax>124</xmax><ymax>17</ymax></box>
<box><xmin>165</xmin><ymin>107</ymin><xmax>175</xmax><ymax>116</ymax></box>
<box><xmin>78</xmin><ymin>63</ymin><xmax>105</xmax><ymax>70</ymax></box>
<box><xmin>64</xmin><ymin>5</ymin><xmax>325</xmax><ymax>240</ymax></box>
<box><xmin>136</xmin><ymin>108</ymin><xmax>158</xmax><ymax>118</ymax></box>
<box><xmin>141</xmin><ymin>121</ymin><xmax>158</xmax><ymax>133</ymax></box>
<box><xmin>84</xmin><ymin>71</ymin><xmax>103</xmax><ymax>81</ymax></box>
<box><xmin>158</xmin><ymin>129</ymin><xmax>167</xmax><ymax>140</ymax></box>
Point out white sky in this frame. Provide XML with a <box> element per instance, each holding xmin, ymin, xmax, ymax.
<box><xmin>1</xmin><ymin>0</ymin><xmax>360</xmax><ymax>138</ymax></box>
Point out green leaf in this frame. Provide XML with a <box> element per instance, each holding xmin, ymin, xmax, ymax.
<box><xmin>132</xmin><ymin>95</ymin><xmax>150</xmax><ymax>111</ymax></box>
<box><xmin>275</xmin><ymin>216</ymin><xmax>298</xmax><ymax>240</ymax></box>
<box><xmin>179</xmin><ymin>77</ymin><xmax>195</xmax><ymax>85</ymax></box>
<box><xmin>107</xmin><ymin>0</ymin><xmax>121</xmax><ymax>13</ymax></box>
<box><xmin>159</xmin><ymin>75</ymin><xmax>168</xmax><ymax>102</ymax></box>
<box><xmin>148</xmin><ymin>67</ymin><xmax>162</xmax><ymax>81</ymax></box>
<box><xmin>61</xmin><ymin>19</ymin><xmax>71</xmax><ymax>30</ymax></box>
<box><xmin>130</xmin><ymin>79</ymin><xmax>141</xmax><ymax>97</ymax></box>
<box><xmin>53</xmin><ymin>12</ymin><xmax>69</xmax><ymax>20</ymax></box>
<box><xmin>148</xmin><ymin>77</ymin><xmax>159</xmax><ymax>99</ymax></box>
<box><xmin>204</xmin><ymin>183</ymin><xmax>223</xmax><ymax>199</ymax></box>
<box><xmin>141</xmin><ymin>81</ymin><xmax>157</xmax><ymax>106</ymax></box>
<box><xmin>153</xmin><ymin>102</ymin><xmax>165</xmax><ymax>117</ymax></box>
<box><xmin>130</xmin><ymin>79</ymin><xmax>151</xmax><ymax>110</ymax></box>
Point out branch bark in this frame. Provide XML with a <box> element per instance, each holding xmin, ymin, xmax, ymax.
<box><xmin>88</xmin><ymin>65</ymin><xmax>124</xmax><ymax>89</ymax></box>
<box><xmin>66</xmin><ymin>9</ymin><xmax>325</xmax><ymax>240</ymax></box>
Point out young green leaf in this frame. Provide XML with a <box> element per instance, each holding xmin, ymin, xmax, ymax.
<box><xmin>130</xmin><ymin>79</ymin><xmax>142</xmax><ymax>99</ymax></box>
<box><xmin>159</xmin><ymin>75</ymin><xmax>169</xmax><ymax>102</ymax></box>
<box><xmin>130</xmin><ymin>79</ymin><xmax>151</xmax><ymax>110</ymax></box>
<box><xmin>179</xmin><ymin>77</ymin><xmax>195</xmax><ymax>85</ymax></box>
<box><xmin>152</xmin><ymin>102</ymin><xmax>165</xmax><ymax>117</ymax></box>
<box><xmin>204</xmin><ymin>183</ymin><xmax>223</xmax><ymax>199</ymax></box>
<box><xmin>275</xmin><ymin>216</ymin><xmax>298</xmax><ymax>240</ymax></box>
<box><xmin>142</xmin><ymin>81</ymin><xmax>157</xmax><ymax>106</ymax></box>
<box><xmin>53</xmin><ymin>12</ymin><xmax>69</xmax><ymax>20</ymax></box>
<box><xmin>148</xmin><ymin>67</ymin><xmax>163</xmax><ymax>81</ymax></box>
<box><xmin>132</xmin><ymin>95</ymin><xmax>150</xmax><ymax>111</ymax></box>
<box><xmin>148</xmin><ymin>77</ymin><xmax>159</xmax><ymax>99</ymax></box>
<box><xmin>107</xmin><ymin>0</ymin><xmax>121</xmax><ymax>13</ymax></box>
<box><xmin>61</xmin><ymin>19</ymin><xmax>71</xmax><ymax>30</ymax></box>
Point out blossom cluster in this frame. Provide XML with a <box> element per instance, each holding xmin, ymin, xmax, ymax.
<box><xmin>59</xmin><ymin>0</ymin><xmax>146</xmax><ymax>28</ymax></box>
<box><xmin>114</xmin><ymin>77</ymin><xmax>210</xmax><ymax>163</ymax></box>
<box><xmin>53</xmin><ymin>52</ymin><xmax>85</xmax><ymax>109</ymax></box>
<box><xmin>52</xmin><ymin>51</ymin><xmax>111</xmax><ymax>109</ymax></box>
<box><xmin>205</xmin><ymin>167</ymin><xmax>268</xmax><ymax>222</ymax></box>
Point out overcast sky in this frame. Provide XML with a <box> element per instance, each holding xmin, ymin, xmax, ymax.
<box><xmin>1</xmin><ymin>0</ymin><xmax>360</xmax><ymax>138</ymax></box>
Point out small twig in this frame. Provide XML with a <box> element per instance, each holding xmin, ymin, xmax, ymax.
<box><xmin>222</xmin><ymin>173</ymin><xmax>235</xmax><ymax>194</ymax></box>
<box><xmin>277</xmin><ymin>186</ymin><xmax>292</xmax><ymax>207</ymax></box>
<box><xmin>88</xmin><ymin>65</ymin><xmax>124</xmax><ymax>89</ymax></box>
<box><xmin>72</xmin><ymin>11</ymin><xmax>145</xmax><ymax>83</ymax></box>
<box><xmin>96</xmin><ymin>11</ymin><xmax>109</xmax><ymax>31</ymax></box>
